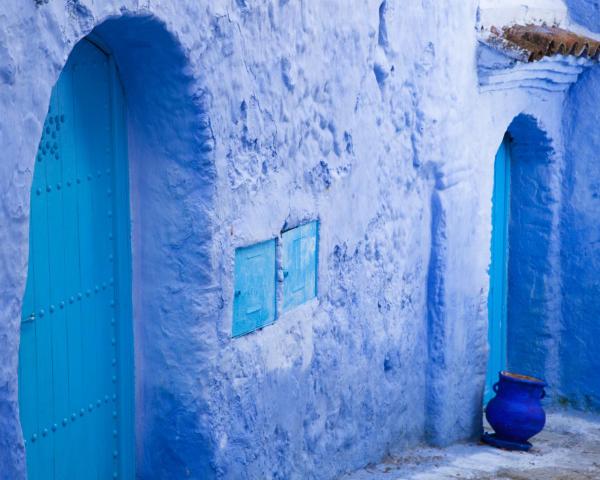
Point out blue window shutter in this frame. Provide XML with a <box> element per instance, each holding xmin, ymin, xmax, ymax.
<box><xmin>282</xmin><ymin>221</ymin><xmax>318</xmax><ymax>312</ymax></box>
<box><xmin>18</xmin><ymin>39</ymin><xmax>135</xmax><ymax>479</ymax></box>
<box><xmin>232</xmin><ymin>239</ymin><xmax>276</xmax><ymax>337</ymax></box>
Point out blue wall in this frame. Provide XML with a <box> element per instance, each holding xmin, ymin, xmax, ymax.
<box><xmin>566</xmin><ymin>0</ymin><xmax>600</xmax><ymax>32</ymax></box>
<box><xmin>505</xmin><ymin>95</ymin><xmax>600</xmax><ymax>410</ymax></box>
<box><xmin>0</xmin><ymin>2</ymin><xmax>488</xmax><ymax>478</ymax></box>
<box><xmin>563</xmin><ymin>0</ymin><xmax>600</xmax><ymax>404</ymax></box>
<box><xmin>499</xmin><ymin>0</ymin><xmax>600</xmax><ymax>409</ymax></box>
<box><xmin>506</xmin><ymin>115</ymin><xmax>559</xmax><ymax>384</ymax></box>
<box><xmin>6</xmin><ymin>0</ymin><xmax>600</xmax><ymax>478</ymax></box>
<box><xmin>560</xmin><ymin>66</ymin><xmax>600</xmax><ymax>409</ymax></box>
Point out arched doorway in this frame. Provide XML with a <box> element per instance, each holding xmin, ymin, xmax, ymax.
<box><xmin>18</xmin><ymin>38</ymin><xmax>134</xmax><ymax>479</ymax></box>
<box><xmin>485</xmin><ymin>114</ymin><xmax>557</xmax><ymax>405</ymax></box>
<box><xmin>485</xmin><ymin>134</ymin><xmax>512</xmax><ymax>403</ymax></box>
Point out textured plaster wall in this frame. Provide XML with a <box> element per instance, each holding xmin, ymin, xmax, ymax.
<box><xmin>560</xmin><ymin>65</ymin><xmax>600</xmax><ymax>409</ymax></box>
<box><xmin>478</xmin><ymin>0</ymin><xmax>568</xmax><ymax>28</ymax></box>
<box><xmin>0</xmin><ymin>0</ymin><xmax>586</xmax><ymax>479</ymax></box>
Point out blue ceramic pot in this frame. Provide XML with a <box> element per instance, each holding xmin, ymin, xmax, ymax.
<box><xmin>484</xmin><ymin>371</ymin><xmax>546</xmax><ymax>450</ymax></box>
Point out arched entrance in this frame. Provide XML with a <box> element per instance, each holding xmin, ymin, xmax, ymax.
<box><xmin>6</xmin><ymin>13</ymin><xmax>219</xmax><ymax>479</ymax></box>
<box><xmin>485</xmin><ymin>134</ymin><xmax>512</xmax><ymax>403</ymax></box>
<box><xmin>485</xmin><ymin>114</ymin><xmax>557</xmax><ymax>405</ymax></box>
<box><xmin>18</xmin><ymin>38</ymin><xmax>134</xmax><ymax>479</ymax></box>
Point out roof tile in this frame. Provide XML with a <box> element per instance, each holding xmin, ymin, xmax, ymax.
<box><xmin>491</xmin><ymin>24</ymin><xmax>600</xmax><ymax>62</ymax></box>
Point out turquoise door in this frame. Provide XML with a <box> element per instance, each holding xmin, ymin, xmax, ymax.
<box><xmin>485</xmin><ymin>135</ymin><xmax>511</xmax><ymax>404</ymax></box>
<box><xmin>18</xmin><ymin>39</ymin><xmax>134</xmax><ymax>479</ymax></box>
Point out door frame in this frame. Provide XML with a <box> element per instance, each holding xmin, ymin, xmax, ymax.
<box><xmin>485</xmin><ymin>134</ymin><xmax>511</xmax><ymax>404</ymax></box>
<box><xmin>99</xmin><ymin>36</ymin><xmax>136</xmax><ymax>478</ymax></box>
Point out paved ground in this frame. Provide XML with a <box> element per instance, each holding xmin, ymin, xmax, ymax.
<box><xmin>342</xmin><ymin>410</ymin><xmax>600</xmax><ymax>480</ymax></box>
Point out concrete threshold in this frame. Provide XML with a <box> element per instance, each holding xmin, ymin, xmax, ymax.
<box><xmin>342</xmin><ymin>409</ymin><xmax>600</xmax><ymax>480</ymax></box>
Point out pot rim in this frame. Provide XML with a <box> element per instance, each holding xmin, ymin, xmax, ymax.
<box><xmin>500</xmin><ymin>370</ymin><xmax>546</xmax><ymax>387</ymax></box>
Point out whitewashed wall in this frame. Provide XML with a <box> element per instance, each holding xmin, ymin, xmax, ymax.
<box><xmin>0</xmin><ymin>1</ymin><xmax>577</xmax><ymax>479</ymax></box>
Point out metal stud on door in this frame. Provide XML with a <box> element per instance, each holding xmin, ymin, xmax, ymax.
<box><xmin>18</xmin><ymin>39</ymin><xmax>134</xmax><ymax>479</ymax></box>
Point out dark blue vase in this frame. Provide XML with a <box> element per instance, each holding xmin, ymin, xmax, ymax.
<box><xmin>483</xmin><ymin>371</ymin><xmax>547</xmax><ymax>451</ymax></box>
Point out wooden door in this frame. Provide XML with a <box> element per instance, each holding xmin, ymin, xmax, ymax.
<box><xmin>485</xmin><ymin>135</ymin><xmax>511</xmax><ymax>404</ymax></box>
<box><xmin>19</xmin><ymin>39</ymin><xmax>134</xmax><ymax>479</ymax></box>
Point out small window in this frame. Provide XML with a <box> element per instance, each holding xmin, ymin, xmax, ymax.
<box><xmin>282</xmin><ymin>221</ymin><xmax>318</xmax><ymax>312</ymax></box>
<box><xmin>232</xmin><ymin>239</ymin><xmax>276</xmax><ymax>337</ymax></box>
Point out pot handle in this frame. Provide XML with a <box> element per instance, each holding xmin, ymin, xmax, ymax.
<box><xmin>493</xmin><ymin>382</ymin><xmax>499</xmax><ymax>393</ymax></box>
<box><xmin>540</xmin><ymin>389</ymin><xmax>546</xmax><ymax>399</ymax></box>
